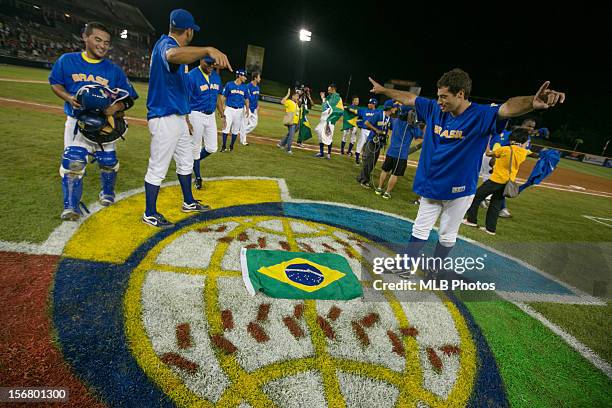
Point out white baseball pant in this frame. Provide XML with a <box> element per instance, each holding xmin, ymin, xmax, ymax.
<box><xmin>222</xmin><ymin>106</ymin><xmax>245</xmax><ymax>135</ymax></box>
<box><xmin>145</xmin><ymin>114</ymin><xmax>193</xmax><ymax>186</ymax></box>
<box><xmin>240</xmin><ymin>109</ymin><xmax>258</xmax><ymax>144</ymax></box>
<box><xmin>189</xmin><ymin>110</ymin><xmax>218</xmax><ymax>160</ymax></box>
<box><xmin>411</xmin><ymin>195</ymin><xmax>475</xmax><ymax>247</ymax></box>
<box><xmin>356</xmin><ymin>128</ymin><xmax>369</xmax><ymax>154</ymax></box>
<box><xmin>64</xmin><ymin>116</ymin><xmax>116</xmax><ymax>152</ymax></box>
<box><xmin>479</xmin><ymin>151</ymin><xmax>493</xmax><ymax>182</ymax></box>
<box><xmin>342</xmin><ymin>127</ymin><xmax>358</xmax><ymax>143</ymax></box>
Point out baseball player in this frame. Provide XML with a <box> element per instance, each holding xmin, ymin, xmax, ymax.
<box><xmin>341</xmin><ymin>96</ymin><xmax>360</xmax><ymax>155</ymax></box>
<box><xmin>188</xmin><ymin>56</ymin><xmax>223</xmax><ymax>190</ymax></box>
<box><xmin>314</xmin><ymin>83</ymin><xmax>343</xmax><ymax>159</ymax></box>
<box><xmin>239</xmin><ymin>71</ymin><xmax>261</xmax><ymax>145</ymax></box>
<box><xmin>369</xmin><ymin>69</ymin><xmax>564</xmax><ymax>278</ymax></box>
<box><xmin>220</xmin><ymin>69</ymin><xmax>250</xmax><ymax>152</ymax></box>
<box><xmin>375</xmin><ymin>105</ymin><xmax>423</xmax><ymax>199</ymax></box>
<box><xmin>355</xmin><ymin>98</ymin><xmax>379</xmax><ymax>165</ymax></box>
<box><xmin>143</xmin><ymin>9</ymin><xmax>231</xmax><ymax>228</ymax></box>
<box><xmin>356</xmin><ymin>99</ymin><xmax>397</xmax><ymax>188</ymax></box>
<box><xmin>49</xmin><ymin>21</ymin><xmax>138</xmax><ymax>221</ymax></box>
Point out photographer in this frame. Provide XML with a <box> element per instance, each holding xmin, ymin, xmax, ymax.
<box><xmin>296</xmin><ymin>85</ymin><xmax>314</xmax><ymax>146</ymax></box>
<box><xmin>356</xmin><ymin>99</ymin><xmax>397</xmax><ymax>188</ymax></box>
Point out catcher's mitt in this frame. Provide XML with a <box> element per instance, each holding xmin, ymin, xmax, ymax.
<box><xmin>75</xmin><ymin>111</ymin><xmax>128</xmax><ymax>146</ymax></box>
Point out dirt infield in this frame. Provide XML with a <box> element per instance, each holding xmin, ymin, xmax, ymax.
<box><xmin>1</xmin><ymin>96</ymin><xmax>610</xmax><ymax>197</ymax></box>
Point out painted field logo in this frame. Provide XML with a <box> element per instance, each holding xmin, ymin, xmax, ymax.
<box><xmin>285</xmin><ymin>263</ymin><xmax>325</xmax><ymax>286</ymax></box>
<box><xmin>52</xmin><ymin>179</ymin><xmax>507</xmax><ymax>407</ymax></box>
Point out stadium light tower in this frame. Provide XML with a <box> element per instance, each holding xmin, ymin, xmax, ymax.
<box><xmin>296</xmin><ymin>29</ymin><xmax>311</xmax><ymax>85</ymax></box>
<box><xmin>299</xmin><ymin>29</ymin><xmax>311</xmax><ymax>42</ymax></box>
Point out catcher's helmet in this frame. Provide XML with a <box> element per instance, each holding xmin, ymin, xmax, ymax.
<box><xmin>75</xmin><ymin>111</ymin><xmax>128</xmax><ymax>146</ymax></box>
<box><xmin>75</xmin><ymin>84</ymin><xmax>113</xmax><ymax>112</ymax></box>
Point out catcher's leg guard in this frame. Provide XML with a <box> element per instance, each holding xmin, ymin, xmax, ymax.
<box><xmin>60</xmin><ymin>146</ymin><xmax>88</xmax><ymax>213</ymax></box>
<box><xmin>94</xmin><ymin>150</ymin><xmax>119</xmax><ymax>206</ymax></box>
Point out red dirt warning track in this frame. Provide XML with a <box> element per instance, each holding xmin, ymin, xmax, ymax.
<box><xmin>0</xmin><ymin>251</ymin><xmax>104</xmax><ymax>407</ymax></box>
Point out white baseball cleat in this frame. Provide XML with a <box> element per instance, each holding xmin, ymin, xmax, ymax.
<box><xmin>462</xmin><ymin>219</ymin><xmax>478</xmax><ymax>227</ymax></box>
<box><xmin>499</xmin><ymin>208</ymin><xmax>512</xmax><ymax>218</ymax></box>
<box><xmin>479</xmin><ymin>227</ymin><xmax>496</xmax><ymax>235</ymax></box>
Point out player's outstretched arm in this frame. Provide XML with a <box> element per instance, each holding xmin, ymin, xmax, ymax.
<box><xmin>368</xmin><ymin>77</ymin><xmax>417</xmax><ymax>106</ymax></box>
<box><xmin>498</xmin><ymin>81</ymin><xmax>565</xmax><ymax>118</ymax></box>
<box><xmin>166</xmin><ymin>46</ymin><xmax>232</xmax><ymax>71</ymax></box>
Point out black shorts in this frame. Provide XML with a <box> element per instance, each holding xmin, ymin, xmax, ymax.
<box><xmin>381</xmin><ymin>156</ymin><xmax>408</xmax><ymax>176</ymax></box>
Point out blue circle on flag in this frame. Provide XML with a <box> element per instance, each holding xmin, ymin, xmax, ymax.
<box><xmin>285</xmin><ymin>263</ymin><xmax>324</xmax><ymax>286</ymax></box>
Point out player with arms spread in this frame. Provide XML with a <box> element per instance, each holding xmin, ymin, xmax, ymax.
<box><xmin>49</xmin><ymin>21</ymin><xmax>138</xmax><ymax>221</ymax></box>
<box><xmin>369</xmin><ymin>69</ymin><xmax>565</xmax><ymax>278</ymax></box>
<box><xmin>143</xmin><ymin>9</ymin><xmax>231</xmax><ymax>228</ymax></box>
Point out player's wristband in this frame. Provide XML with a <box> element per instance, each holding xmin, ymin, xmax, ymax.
<box><xmin>121</xmin><ymin>96</ymin><xmax>134</xmax><ymax>111</ymax></box>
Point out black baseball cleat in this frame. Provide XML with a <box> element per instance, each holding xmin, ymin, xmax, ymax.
<box><xmin>229</xmin><ymin>146</ymin><xmax>234</xmax><ymax>152</ymax></box>
<box><xmin>194</xmin><ymin>177</ymin><xmax>203</xmax><ymax>190</ymax></box>
<box><xmin>182</xmin><ymin>200</ymin><xmax>211</xmax><ymax>213</ymax></box>
<box><xmin>220</xmin><ymin>147</ymin><xmax>227</xmax><ymax>152</ymax></box>
<box><xmin>99</xmin><ymin>191</ymin><xmax>115</xmax><ymax>207</ymax></box>
<box><xmin>142</xmin><ymin>213</ymin><xmax>174</xmax><ymax>229</ymax></box>
<box><xmin>61</xmin><ymin>208</ymin><xmax>81</xmax><ymax>221</ymax></box>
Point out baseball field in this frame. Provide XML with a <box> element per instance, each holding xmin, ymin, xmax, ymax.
<box><xmin>0</xmin><ymin>64</ymin><xmax>611</xmax><ymax>407</ymax></box>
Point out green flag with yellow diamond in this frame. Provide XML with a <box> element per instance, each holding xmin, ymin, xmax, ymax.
<box><xmin>240</xmin><ymin>248</ymin><xmax>363</xmax><ymax>300</ymax></box>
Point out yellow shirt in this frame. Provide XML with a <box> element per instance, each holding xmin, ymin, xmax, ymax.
<box><xmin>283</xmin><ymin>99</ymin><xmax>299</xmax><ymax>124</ymax></box>
<box><xmin>490</xmin><ymin>145</ymin><xmax>530</xmax><ymax>184</ymax></box>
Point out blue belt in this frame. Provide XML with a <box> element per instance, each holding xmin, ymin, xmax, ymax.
<box><xmin>198</xmin><ymin>110</ymin><xmax>215</xmax><ymax>115</ymax></box>
<box><xmin>227</xmin><ymin>105</ymin><xmax>242</xmax><ymax>109</ymax></box>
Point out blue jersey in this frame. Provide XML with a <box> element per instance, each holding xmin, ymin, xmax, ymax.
<box><xmin>246</xmin><ymin>82</ymin><xmax>260</xmax><ymax>112</ymax></box>
<box><xmin>414</xmin><ymin>97</ymin><xmax>506</xmax><ymax>200</ymax></box>
<box><xmin>365</xmin><ymin>110</ymin><xmax>392</xmax><ymax>142</ymax></box>
<box><xmin>48</xmin><ymin>52</ymin><xmax>137</xmax><ymax>117</ymax></box>
<box><xmin>188</xmin><ymin>66</ymin><xmax>222</xmax><ymax>114</ymax></box>
<box><xmin>147</xmin><ymin>35</ymin><xmax>190</xmax><ymax>120</ymax></box>
<box><xmin>386</xmin><ymin>118</ymin><xmax>422</xmax><ymax>160</ymax></box>
<box><xmin>357</xmin><ymin>107</ymin><xmax>378</xmax><ymax>129</ymax></box>
<box><xmin>490</xmin><ymin>129</ymin><xmax>511</xmax><ymax>149</ymax></box>
<box><xmin>222</xmin><ymin>81</ymin><xmax>249</xmax><ymax>109</ymax></box>
<box><xmin>492</xmin><ymin>129</ymin><xmax>532</xmax><ymax>150</ymax></box>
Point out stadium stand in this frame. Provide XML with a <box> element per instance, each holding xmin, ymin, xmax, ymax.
<box><xmin>0</xmin><ymin>0</ymin><xmax>153</xmax><ymax>78</ymax></box>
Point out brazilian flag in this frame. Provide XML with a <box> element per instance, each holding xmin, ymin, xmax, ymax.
<box><xmin>342</xmin><ymin>105</ymin><xmax>359</xmax><ymax>131</ymax></box>
<box><xmin>240</xmin><ymin>249</ymin><xmax>363</xmax><ymax>300</ymax></box>
<box><xmin>325</xmin><ymin>92</ymin><xmax>344</xmax><ymax>125</ymax></box>
<box><xmin>297</xmin><ymin>106</ymin><xmax>312</xmax><ymax>143</ymax></box>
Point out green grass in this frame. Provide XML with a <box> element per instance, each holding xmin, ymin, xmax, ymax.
<box><xmin>555</xmin><ymin>157</ymin><xmax>612</xmax><ymax>180</ymax></box>
<box><xmin>0</xmin><ymin>64</ymin><xmax>53</xmax><ymax>81</ymax></box>
<box><xmin>465</xmin><ymin>300</ymin><xmax>612</xmax><ymax>408</ymax></box>
<box><xmin>529</xmin><ymin>302</ymin><xmax>612</xmax><ymax>364</ymax></box>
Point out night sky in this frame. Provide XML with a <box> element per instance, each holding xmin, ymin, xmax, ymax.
<box><xmin>127</xmin><ymin>1</ymin><xmax>606</xmax><ymax>153</ymax></box>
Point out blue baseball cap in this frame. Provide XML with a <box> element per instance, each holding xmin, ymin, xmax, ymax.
<box><xmin>368</xmin><ymin>98</ymin><xmax>378</xmax><ymax>105</ymax></box>
<box><xmin>383</xmin><ymin>99</ymin><xmax>395</xmax><ymax>109</ymax></box>
<box><xmin>170</xmin><ymin>9</ymin><xmax>200</xmax><ymax>31</ymax></box>
<box><xmin>203</xmin><ymin>56</ymin><xmax>215</xmax><ymax>64</ymax></box>
<box><xmin>235</xmin><ymin>69</ymin><xmax>247</xmax><ymax>77</ymax></box>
